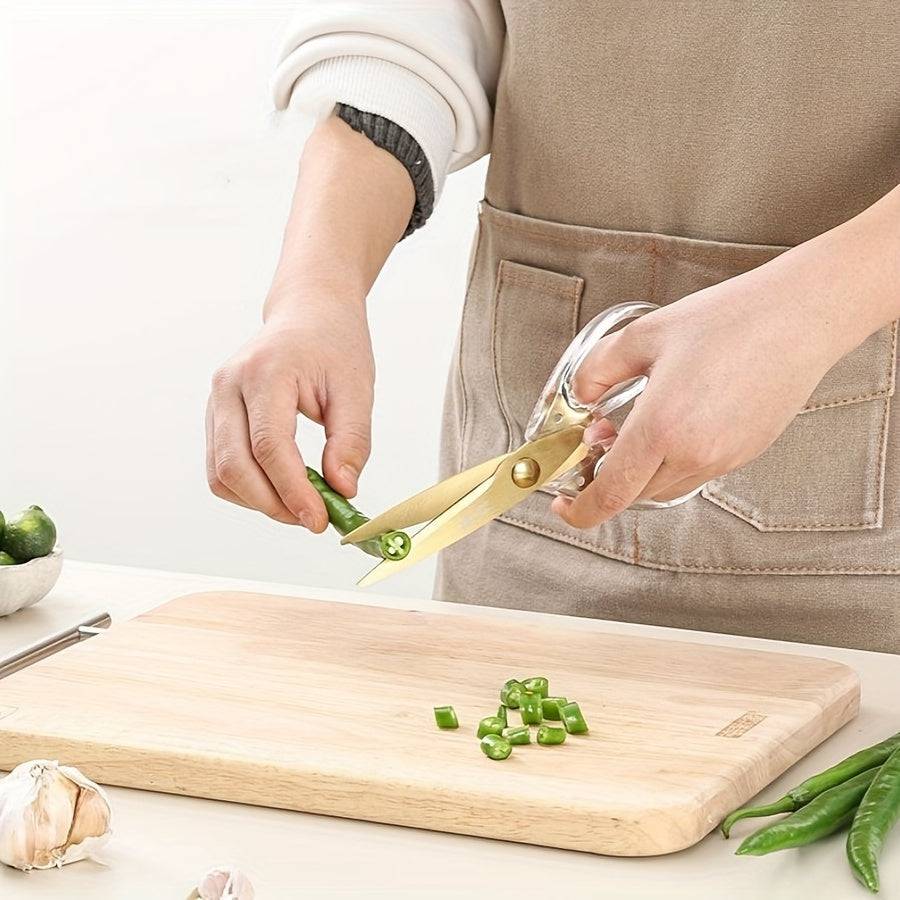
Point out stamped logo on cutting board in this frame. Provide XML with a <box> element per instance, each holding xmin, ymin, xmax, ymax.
<box><xmin>717</xmin><ymin>711</ymin><xmax>767</xmax><ymax>738</ymax></box>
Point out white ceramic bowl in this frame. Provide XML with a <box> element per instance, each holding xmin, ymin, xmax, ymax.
<box><xmin>0</xmin><ymin>548</ymin><xmax>63</xmax><ymax>616</ymax></box>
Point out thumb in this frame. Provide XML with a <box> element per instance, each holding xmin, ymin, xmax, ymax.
<box><xmin>570</xmin><ymin>327</ymin><xmax>650</xmax><ymax>406</ymax></box>
<box><xmin>322</xmin><ymin>382</ymin><xmax>373</xmax><ymax>498</ymax></box>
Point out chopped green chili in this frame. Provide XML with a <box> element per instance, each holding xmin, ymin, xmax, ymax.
<box><xmin>496</xmin><ymin>705</ymin><xmax>508</xmax><ymax>727</ymax></box>
<box><xmin>537</xmin><ymin>725</ymin><xmax>567</xmax><ymax>746</ymax></box>
<box><xmin>541</xmin><ymin>697</ymin><xmax>567</xmax><ymax>721</ymax></box>
<box><xmin>500</xmin><ymin>679</ymin><xmax>525</xmax><ymax>709</ymax></box>
<box><xmin>477</xmin><ymin>716</ymin><xmax>506</xmax><ymax>739</ymax></box>
<box><xmin>305</xmin><ymin>467</ymin><xmax>411</xmax><ymax>561</ymax></box>
<box><xmin>522</xmin><ymin>677</ymin><xmax>549</xmax><ymax>699</ymax></box>
<box><xmin>480</xmin><ymin>734</ymin><xmax>512</xmax><ymax>761</ymax></box>
<box><xmin>502</xmin><ymin>726</ymin><xmax>531</xmax><ymax>745</ymax></box>
<box><xmin>561</xmin><ymin>701</ymin><xmax>589</xmax><ymax>734</ymax></box>
<box><xmin>433</xmin><ymin>706</ymin><xmax>459</xmax><ymax>729</ymax></box>
<box><xmin>519</xmin><ymin>692</ymin><xmax>543</xmax><ymax>725</ymax></box>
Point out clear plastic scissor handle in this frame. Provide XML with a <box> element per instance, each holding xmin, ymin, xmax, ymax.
<box><xmin>525</xmin><ymin>301</ymin><xmax>703</xmax><ymax>508</ymax></box>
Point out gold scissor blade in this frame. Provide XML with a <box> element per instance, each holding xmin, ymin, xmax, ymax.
<box><xmin>356</xmin><ymin>428</ymin><xmax>588</xmax><ymax>588</ymax></box>
<box><xmin>340</xmin><ymin>451</ymin><xmax>511</xmax><ymax>545</ymax></box>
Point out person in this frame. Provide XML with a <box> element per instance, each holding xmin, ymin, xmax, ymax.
<box><xmin>206</xmin><ymin>2</ymin><xmax>900</xmax><ymax>653</ymax></box>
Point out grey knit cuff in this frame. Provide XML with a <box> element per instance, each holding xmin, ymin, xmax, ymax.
<box><xmin>336</xmin><ymin>103</ymin><xmax>434</xmax><ymax>238</ymax></box>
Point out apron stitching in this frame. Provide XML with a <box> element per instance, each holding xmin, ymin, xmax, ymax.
<box><xmin>498</xmin><ymin>513</ymin><xmax>900</xmax><ymax>574</ymax></box>
<box><xmin>456</xmin><ymin>214</ymin><xmax>486</xmax><ymax>469</ymax></box>
<box><xmin>701</xmin><ymin>489</ymin><xmax>880</xmax><ymax>530</ymax></box>
<box><xmin>802</xmin><ymin>390</ymin><xmax>893</xmax><ymax>412</ymax></box>
<box><xmin>491</xmin><ymin>261</ymin><xmax>516</xmax><ymax>451</ymax></box>
<box><xmin>484</xmin><ymin>216</ymin><xmax>789</xmax><ymax>258</ymax></box>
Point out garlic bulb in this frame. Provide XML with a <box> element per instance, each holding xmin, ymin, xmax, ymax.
<box><xmin>196</xmin><ymin>865</ymin><xmax>255</xmax><ymax>900</ymax></box>
<box><xmin>0</xmin><ymin>760</ymin><xmax>112</xmax><ymax>870</ymax></box>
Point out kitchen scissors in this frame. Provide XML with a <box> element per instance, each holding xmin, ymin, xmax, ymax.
<box><xmin>344</xmin><ymin>302</ymin><xmax>702</xmax><ymax>587</ymax></box>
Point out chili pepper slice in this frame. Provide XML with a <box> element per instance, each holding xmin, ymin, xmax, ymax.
<box><xmin>541</xmin><ymin>697</ymin><xmax>567</xmax><ymax>721</ymax></box>
<box><xmin>519</xmin><ymin>692</ymin><xmax>543</xmax><ymax>725</ymax></box>
<box><xmin>846</xmin><ymin>746</ymin><xmax>900</xmax><ymax>893</ymax></box>
<box><xmin>522</xmin><ymin>677</ymin><xmax>549</xmax><ymax>699</ymax></box>
<box><xmin>537</xmin><ymin>726</ymin><xmax>567</xmax><ymax>746</ymax></box>
<box><xmin>305</xmin><ymin>467</ymin><xmax>411</xmax><ymax>561</ymax></box>
<box><xmin>735</xmin><ymin>768</ymin><xmax>878</xmax><ymax>856</ymax></box>
<box><xmin>477</xmin><ymin>716</ymin><xmax>506</xmax><ymax>739</ymax></box>
<box><xmin>480</xmin><ymin>734</ymin><xmax>512</xmax><ymax>761</ymax></box>
<box><xmin>433</xmin><ymin>706</ymin><xmax>459</xmax><ymax>729</ymax></box>
<box><xmin>722</xmin><ymin>731</ymin><xmax>900</xmax><ymax>837</ymax></box>
<box><xmin>497</xmin><ymin>705</ymin><xmax>508</xmax><ymax>727</ymax></box>
<box><xmin>502</xmin><ymin>726</ymin><xmax>531</xmax><ymax>745</ymax></box>
<box><xmin>561</xmin><ymin>701</ymin><xmax>589</xmax><ymax>734</ymax></box>
<box><xmin>500</xmin><ymin>679</ymin><xmax>525</xmax><ymax>709</ymax></box>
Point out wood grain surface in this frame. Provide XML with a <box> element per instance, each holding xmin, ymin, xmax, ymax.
<box><xmin>0</xmin><ymin>591</ymin><xmax>860</xmax><ymax>855</ymax></box>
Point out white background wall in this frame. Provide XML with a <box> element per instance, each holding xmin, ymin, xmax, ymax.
<box><xmin>1</xmin><ymin>1</ymin><xmax>488</xmax><ymax>598</ymax></box>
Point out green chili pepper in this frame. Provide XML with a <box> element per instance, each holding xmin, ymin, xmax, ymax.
<box><xmin>477</xmin><ymin>716</ymin><xmax>506</xmax><ymax>738</ymax></box>
<box><xmin>722</xmin><ymin>732</ymin><xmax>900</xmax><ymax>838</ymax></box>
<box><xmin>500</xmin><ymin>679</ymin><xmax>525</xmax><ymax>709</ymax></box>
<box><xmin>735</xmin><ymin>768</ymin><xmax>878</xmax><ymax>856</ymax></box>
<box><xmin>519</xmin><ymin>692</ymin><xmax>543</xmax><ymax>725</ymax></box>
<box><xmin>502</xmin><ymin>726</ymin><xmax>531</xmax><ymax>745</ymax></box>
<box><xmin>433</xmin><ymin>706</ymin><xmax>459</xmax><ymax>729</ymax></box>
<box><xmin>846</xmin><ymin>747</ymin><xmax>900</xmax><ymax>893</ymax></box>
<box><xmin>496</xmin><ymin>705</ymin><xmax>508</xmax><ymax>727</ymax></box>
<box><xmin>537</xmin><ymin>725</ymin><xmax>567</xmax><ymax>746</ymax></box>
<box><xmin>305</xmin><ymin>467</ymin><xmax>411</xmax><ymax>561</ymax></box>
<box><xmin>541</xmin><ymin>697</ymin><xmax>567</xmax><ymax>721</ymax></box>
<box><xmin>522</xmin><ymin>677</ymin><xmax>549</xmax><ymax>699</ymax></box>
<box><xmin>561</xmin><ymin>701</ymin><xmax>589</xmax><ymax>734</ymax></box>
<box><xmin>480</xmin><ymin>734</ymin><xmax>512</xmax><ymax>761</ymax></box>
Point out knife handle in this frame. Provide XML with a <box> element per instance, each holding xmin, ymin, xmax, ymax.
<box><xmin>0</xmin><ymin>611</ymin><xmax>111</xmax><ymax>679</ymax></box>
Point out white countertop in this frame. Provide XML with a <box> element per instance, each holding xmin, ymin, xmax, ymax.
<box><xmin>0</xmin><ymin>561</ymin><xmax>896</xmax><ymax>900</ymax></box>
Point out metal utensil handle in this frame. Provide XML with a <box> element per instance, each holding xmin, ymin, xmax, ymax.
<box><xmin>0</xmin><ymin>611</ymin><xmax>111</xmax><ymax>680</ymax></box>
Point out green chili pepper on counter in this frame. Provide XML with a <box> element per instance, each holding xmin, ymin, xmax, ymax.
<box><xmin>500</xmin><ymin>679</ymin><xmax>525</xmax><ymax>709</ymax></box>
<box><xmin>433</xmin><ymin>706</ymin><xmax>459</xmax><ymax>729</ymax></box>
<box><xmin>722</xmin><ymin>732</ymin><xmax>900</xmax><ymax>838</ymax></box>
<box><xmin>519</xmin><ymin>692</ymin><xmax>543</xmax><ymax>726</ymax></box>
<box><xmin>537</xmin><ymin>725</ymin><xmax>567</xmax><ymax>746</ymax></box>
<box><xmin>522</xmin><ymin>677</ymin><xmax>549</xmax><ymax>699</ymax></box>
<box><xmin>736</xmin><ymin>768</ymin><xmax>878</xmax><ymax>856</ymax></box>
<box><xmin>480</xmin><ymin>734</ymin><xmax>512</xmax><ymax>761</ymax></box>
<box><xmin>477</xmin><ymin>716</ymin><xmax>506</xmax><ymax>739</ymax></box>
<box><xmin>846</xmin><ymin>747</ymin><xmax>900</xmax><ymax>893</ymax></box>
<box><xmin>502</xmin><ymin>726</ymin><xmax>531</xmax><ymax>745</ymax></box>
<box><xmin>306</xmin><ymin>467</ymin><xmax>410</xmax><ymax>561</ymax></box>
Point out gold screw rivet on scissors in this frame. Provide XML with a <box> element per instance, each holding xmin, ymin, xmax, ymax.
<box><xmin>511</xmin><ymin>458</ymin><xmax>541</xmax><ymax>488</ymax></box>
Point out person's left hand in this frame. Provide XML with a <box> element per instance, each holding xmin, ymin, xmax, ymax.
<box><xmin>551</xmin><ymin>256</ymin><xmax>845</xmax><ymax>529</ymax></box>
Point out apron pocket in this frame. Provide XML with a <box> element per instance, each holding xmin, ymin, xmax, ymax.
<box><xmin>702</xmin><ymin>323</ymin><xmax>896</xmax><ymax>532</ymax></box>
<box><xmin>492</xmin><ymin>260</ymin><xmax>585</xmax><ymax>451</ymax></box>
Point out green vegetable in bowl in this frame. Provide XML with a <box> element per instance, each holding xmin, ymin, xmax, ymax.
<box><xmin>1</xmin><ymin>506</ymin><xmax>56</xmax><ymax>562</ymax></box>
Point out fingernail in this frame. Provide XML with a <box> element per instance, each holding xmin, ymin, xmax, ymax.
<box><xmin>585</xmin><ymin>420</ymin><xmax>617</xmax><ymax>449</ymax></box>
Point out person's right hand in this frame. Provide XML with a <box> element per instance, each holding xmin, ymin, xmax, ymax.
<box><xmin>206</xmin><ymin>297</ymin><xmax>375</xmax><ymax>532</ymax></box>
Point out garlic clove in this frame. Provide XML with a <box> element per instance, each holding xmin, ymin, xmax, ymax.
<box><xmin>0</xmin><ymin>760</ymin><xmax>112</xmax><ymax>871</ymax></box>
<box><xmin>59</xmin><ymin>764</ymin><xmax>113</xmax><ymax>852</ymax></box>
<box><xmin>197</xmin><ymin>865</ymin><xmax>255</xmax><ymax>900</ymax></box>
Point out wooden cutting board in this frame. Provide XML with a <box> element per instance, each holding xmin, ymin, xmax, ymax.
<box><xmin>0</xmin><ymin>591</ymin><xmax>859</xmax><ymax>856</ymax></box>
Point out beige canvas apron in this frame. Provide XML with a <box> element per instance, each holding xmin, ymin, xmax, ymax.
<box><xmin>435</xmin><ymin>1</ymin><xmax>900</xmax><ymax>653</ymax></box>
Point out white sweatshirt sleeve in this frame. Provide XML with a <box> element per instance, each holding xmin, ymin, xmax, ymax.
<box><xmin>272</xmin><ymin>1</ymin><xmax>504</xmax><ymax>200</ymax></box>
